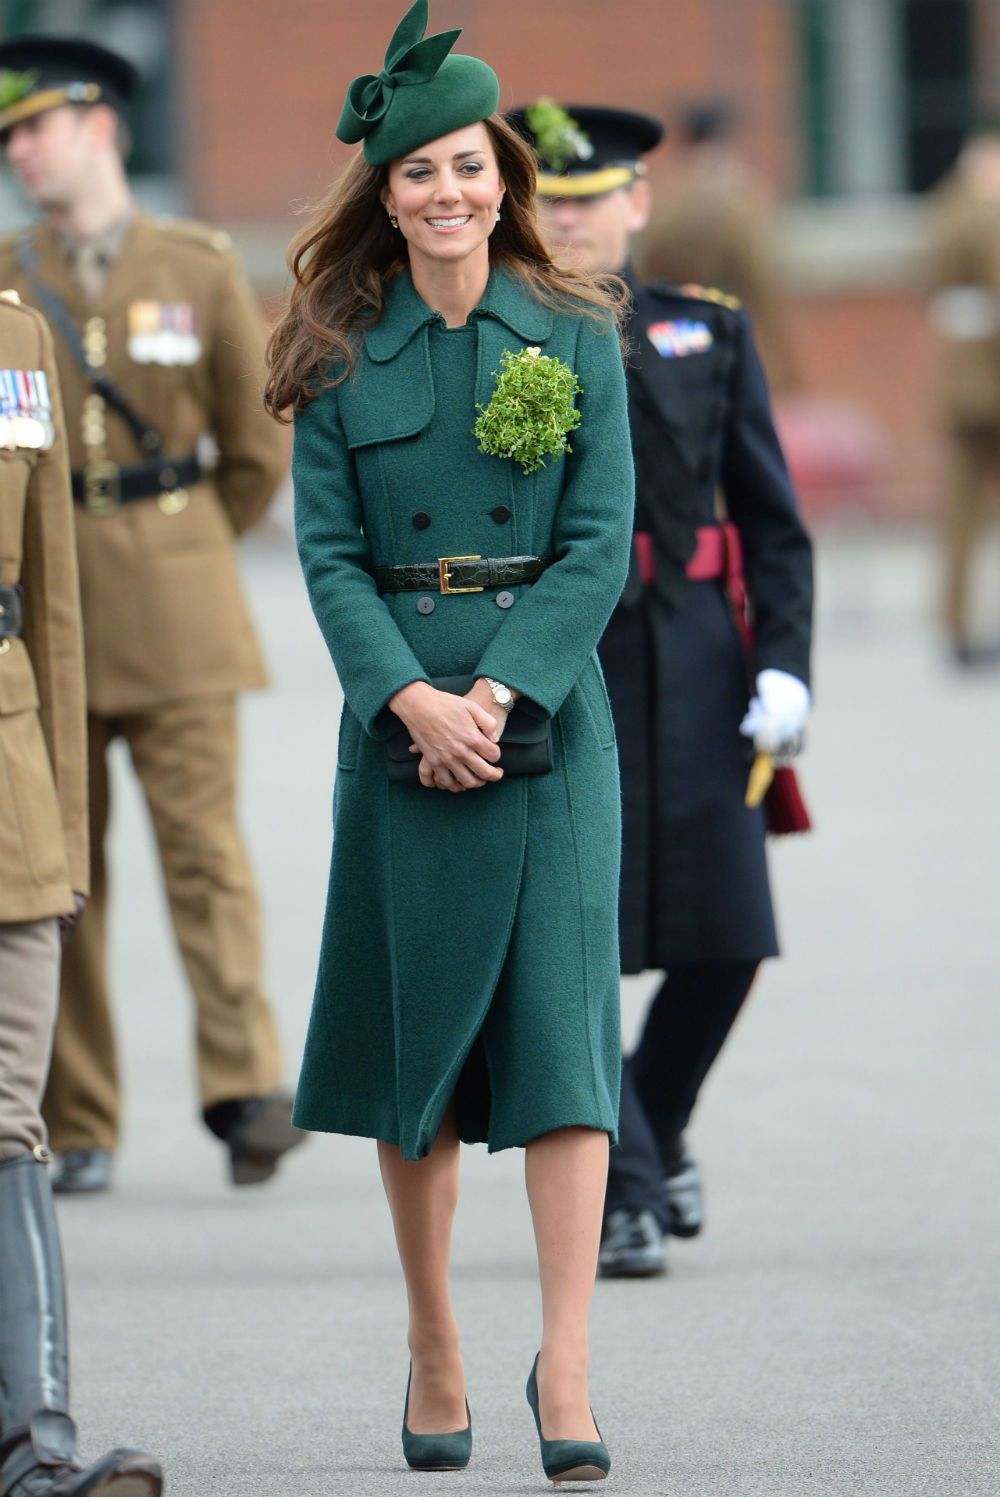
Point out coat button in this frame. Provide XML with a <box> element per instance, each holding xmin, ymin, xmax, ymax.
<box><xmin>490</xmin><ymin>505</ymin><xmax>511</xmax><ymax>523</ymax></box>
<box><xmin>412</xmin><ymin>511</ymin><xmax>431</xmax><ymax>530</ymax></box>
<box><xmin>496</xmin><ymin>591</ymin><xmax>515</xmax><ymax>609</ymax></box>
<box><xmin>416</xmin><ymin>595</ymin><xmax>435</xmax><ymax>615</ymax></box>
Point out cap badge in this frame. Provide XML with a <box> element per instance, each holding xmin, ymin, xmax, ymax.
<box><xmin>646</xmin><ymin>319</ymin><xmax>714</xmax><ymax>359</ymax></box>
<box><xmin>128</xmin><ymin>300</ymin><xmax>202</xmax><ymax>366</ymax></box>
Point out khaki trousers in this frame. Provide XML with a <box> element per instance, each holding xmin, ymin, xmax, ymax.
<box><xmin>42</xmin><ymin>698</ymin><xmax>281</xmax><ymax>1152</ymax></box>
<box><xmin>944</xmin><ymin>427</ymin><xmax>1000</xmax><ymax>642</ymax></box>
<box><xmin>0</xmin><ymin>919</ymin><xmax>60</xmax><ymax>1160</ymax></box>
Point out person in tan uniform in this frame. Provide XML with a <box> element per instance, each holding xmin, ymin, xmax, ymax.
<box><xmin>0</xmin><ymin>35</ymin><xmax>303</xmax><ymax>1194</ymax></box>
<box><xmin>928</xmin><ymin>123</ymin><xmax>1000</xmax><ymax>666</ymax></box>
<box><xmin>637</xmin><ymin>99</ymin><xmax>798</xmax><ymax>394</ymax></box>
<box><xmin>0</xmin><ymin>288</ymin><xmax>162</xmax><ymax>1496</ymax></box>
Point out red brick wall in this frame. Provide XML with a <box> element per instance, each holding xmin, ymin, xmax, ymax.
<box><xmin>179</xmin><ymin>0</ymin><xmax>797</xmax><ymax>221</ymax></box>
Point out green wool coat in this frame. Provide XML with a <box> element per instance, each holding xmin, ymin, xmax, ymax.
<box><xmin>292</xmin><ymin>265</ymin><xmax>634</xmax><ymax>1160</ymax></box>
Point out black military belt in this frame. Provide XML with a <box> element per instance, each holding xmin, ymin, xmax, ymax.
<box><xmin>375</xmin><ymin>554</ymin><xmax>550</xmax><ymax>596</ymax></box>
<box><xmin>71</xmin><ymin>455</ymin><xmax>204</xmax><ymax>513</ymax></box>
<box><xmin>0</xmin><ymin>585</ymin><xmax>23</xmax><ymax>638</ymax></box>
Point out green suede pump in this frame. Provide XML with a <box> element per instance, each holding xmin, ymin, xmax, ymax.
<box><xmin>401</xmin><ymin>1365</ymin><xmax>472</xmax><ymax>1472</ymax></box>
<box><xmin>526</xmin><ymin>1354</ymin><xmax>611</xmax><ymax>1485</ymax></box>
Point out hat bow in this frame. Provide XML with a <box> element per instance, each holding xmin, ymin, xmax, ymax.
<box><xmin>337</xmin><ymin>0</ymin><xmax>461</xmax><ymax>145</ymax></box>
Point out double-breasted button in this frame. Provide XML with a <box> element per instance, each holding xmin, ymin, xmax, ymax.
<box><xmin>412</xmin><ymin>511</ymin><xmax>431</xmax><ymax>530</ymax></box>
<box><xmin>416</xmin><ymin>595</ymin><xmax>435</xmax><ymax>615</ymax></box>
<box><xmin>490</xmin><ymin>505</ymin><xmax>511</xmax><ymax>524</ymax></box>
<box><xmin>496</xmin><ymin>591</ymin><xmax>515</xmax><ymax>610</ymax></box>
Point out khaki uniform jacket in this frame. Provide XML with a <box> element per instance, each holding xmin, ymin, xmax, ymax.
<box><xmin>928</xmin><ymin>173</ymin><xmax>1000</xmax><ymax>432</ymax></box>
<box><xmin>0</xmin><ymin>214</ymin><xmax>289</xmax><ymax>715</ymax></box>
<box><xmin>0</xmin><ymin>295</ymin><xmax>88</xmax><ymax>921</ymax></box>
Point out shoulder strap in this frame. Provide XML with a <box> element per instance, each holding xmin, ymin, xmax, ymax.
<box><xmin>14</xmin><ymin>229</ymin><xmax>164</xmax><ymax>459</ymax></box>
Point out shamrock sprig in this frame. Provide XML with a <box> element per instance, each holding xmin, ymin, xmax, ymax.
<box><xmin>524</xmin><ymin>97</ymin><xmax>593</xmax><ymax>174</ymax></box>
<box><xmin>0</xmin><ymin>69</ymin><xmax>39</xmax><ymax>110</ymax></box>
<box><xmin>473</xmin><ymin>346</ymin><xmax>582</xmax><ymax>475</ymax></box>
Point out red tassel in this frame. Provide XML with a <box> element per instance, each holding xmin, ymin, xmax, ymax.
<box><xmin>766</xmin><ymin>767</ymin><xmax>812</xmax><ymax>835</ymax></box>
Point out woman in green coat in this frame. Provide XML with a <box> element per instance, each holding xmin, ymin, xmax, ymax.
<box><xmin>265</xmin><ymin>3</ymin><xmax>634</xmax><ymax>1483</ymax></box>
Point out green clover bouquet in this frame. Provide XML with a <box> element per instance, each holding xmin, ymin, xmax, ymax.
<box><xmin>473</xmin><ymin>347</ymin><xmax>582</xmax><ymax>475</ymax></box>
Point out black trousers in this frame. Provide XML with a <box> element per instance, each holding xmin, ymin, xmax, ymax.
<box><xmin>605</xmin><ymin>961</ymin><xmax>759</xmax><ymax>1229</ymax></box>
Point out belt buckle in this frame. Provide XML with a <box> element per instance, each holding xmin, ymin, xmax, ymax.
<box><xmin>83</xmin><ymin>460</ymin><xmax>121</xmax><ymax>516</ymax></box>
<box><xmin>438</xmin><ymin>555</ymin><xmax>483</xmax><ymax>595</ymax></box>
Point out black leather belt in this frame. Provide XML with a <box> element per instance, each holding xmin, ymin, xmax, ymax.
<box><xmin>71</xmin><ymin>455</ymin><xmax>203</xmax><ymax>513</ymax></box>
<box><xmin>375</xmin><ymin>554</ymin><xmax>550</xmax><ymax>596</ymax></box>
<box><xmin>0</xmin><ymin>585</ymin><xmax>23</xmax><ymax>638</ymax></box>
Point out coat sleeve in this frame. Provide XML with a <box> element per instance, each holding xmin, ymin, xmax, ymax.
<box><xmin>293</xmin><ymin>384</ymin><xmax>430</xmax><ymax>736</ymax></box>
<box><xmin>474</xmin><ymin>314</ymin><xmax>634</xmax><ymax>715</ymax></box>
<box><xmin>21</xmin><ymin>311</ymin><xmax>89</xmax><ymax>896</ymax></box>
<box><xmin>208</xmin><ymin>253</ymin><xmax>290</xmax><ymax>536</ymax></box>
<box><xmin>720</xmin><ymin>312</ymin><xmax>814</xmax><ymax>689</ymax></box>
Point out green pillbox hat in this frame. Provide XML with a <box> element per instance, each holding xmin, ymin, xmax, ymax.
<box><xmin>336</xmin><ymin>0</ymin><xmax>500</xmax><ymax>167</ymax></box>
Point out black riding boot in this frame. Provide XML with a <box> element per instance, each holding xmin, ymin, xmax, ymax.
<box><xmin>0</xmin><ymin>1155</ymin><xmax>162</xmax><ymax>1497</ymax></box>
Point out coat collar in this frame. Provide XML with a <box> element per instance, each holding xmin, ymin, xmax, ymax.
<box><xmin>364</xmin><ymin>263</ymin><xmax>554</xmax><ymax>363</ymax></box>
<box><xmin>23</xmin><ymin>212</ymin><xmax>161</xmax><ymax>318</ymax></box>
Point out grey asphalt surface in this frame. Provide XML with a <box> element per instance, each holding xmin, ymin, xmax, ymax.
<box><xmin>53</xmin><ymin>523</ymin><xmax>999</xmax><ymax>1498</ymax></box>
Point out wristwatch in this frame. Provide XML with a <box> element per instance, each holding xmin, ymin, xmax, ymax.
<box><xmin>485</xmin><ymin>677</ymin><xmax>514</xmax><ymax>712</ymax></box>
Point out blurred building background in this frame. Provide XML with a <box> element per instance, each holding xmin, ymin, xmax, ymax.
<box><xmin>0</xmin><ymin>0</ymin><xmax>993</xmax><ymax>523</ymax></box>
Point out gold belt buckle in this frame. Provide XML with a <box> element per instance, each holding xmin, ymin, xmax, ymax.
<box><xmin>438</xmin><ymin>554</ymin><xmax>483</xmax><ymax>595</ymax></box>
<box><xmin>83</xmin><ymin>460</ymin><xmax>121</xmax><ymax>516</ymax></box>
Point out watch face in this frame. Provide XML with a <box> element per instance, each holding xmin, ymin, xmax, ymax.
<box><xmin>495</xmin><ymin>686</ymin><xmax>513</xmax><ymax>708</ymax></box>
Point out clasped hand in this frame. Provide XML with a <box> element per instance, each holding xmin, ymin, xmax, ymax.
<box><xmin>388</xmin><ymin>679</ymin><xmax>506</xmax><ymax>792</ymax></box>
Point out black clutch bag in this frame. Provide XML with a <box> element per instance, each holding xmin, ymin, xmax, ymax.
<box><xmin>383</xmin><ymin>675</ymin><xmax>553</xmax><ymax>785</ymax></box>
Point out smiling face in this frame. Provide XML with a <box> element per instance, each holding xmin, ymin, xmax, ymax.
<box><xmin>382</xmin><ymin>121</ymin><xmax>505</xmax><ymax>271</ymax></box>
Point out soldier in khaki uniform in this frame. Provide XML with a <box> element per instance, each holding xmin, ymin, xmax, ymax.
<box><xmin>0</xmin><ymin>289</ymin><xmax>162</xmax><ymax>1496</ymax></box>
<box><xmin>637</xmin><ymin>99</ymin><xmax>798</xmax><ymax>394</ymax></box>
<box><xmin>928</xmin><ymin>124</ymin><xmax>1000</xmax><ymax>666</ymax></box>
<box><xmin>0</xmin><ymin>36</ymin><xmax>303</xmax><ymax>1194</ymax></box>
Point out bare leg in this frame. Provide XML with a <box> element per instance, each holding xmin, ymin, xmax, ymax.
<box><xmin>377</xmin><ymin>1107</ymin><xmax>467</xmax><ymax>1432</ymax></box>
<box><xmin>525</xmin><ymin>1126</ymin><xmax>609</xmax><ymax>1441</ymax></box>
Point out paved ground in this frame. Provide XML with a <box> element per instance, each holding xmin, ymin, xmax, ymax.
<box><xmin>54</xmin><ymin>523</ymin><xmax>1000</xmax><ymax>1498</ymax></box>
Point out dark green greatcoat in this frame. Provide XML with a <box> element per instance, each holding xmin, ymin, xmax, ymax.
<box><xmin>292</xmin><ymin>266</ymin><xmax>634</xmax><ymax>1160</ymax></box>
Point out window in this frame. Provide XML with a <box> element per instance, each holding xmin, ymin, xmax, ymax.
<box><xmin>801</xmin><ymin>0</ymin><xmax>973</xmax><ymax>196</ymax></box>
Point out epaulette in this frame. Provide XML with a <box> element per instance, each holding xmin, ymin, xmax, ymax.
<box><xmin>154</xmin><ymin>215</ymin><xmax>233</xmax><ymax>254</ymax></box>
<box><xmin>0</xmin><ymin>289</ymin><xmax>37</xmax><ymax>322</ymax></box>
<box><xmin>679</xmin><ymin>282</ymin><xmax>742</xmax><ymax>311</ymax></box>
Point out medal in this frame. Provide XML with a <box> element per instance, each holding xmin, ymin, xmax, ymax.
<box><xmin>14</xmin><ymin>370</ymin><xmax>44</xmax><ymax>448</ymax></box>
<box><xmin>0</xmin><ymin>371</ymin><xmax>18</xmax><ymax>449</ymax></box>
<box><xmin>31</xmin><ymin>369</ymin><xmax>56</xmax><ymax>449</ymax></box>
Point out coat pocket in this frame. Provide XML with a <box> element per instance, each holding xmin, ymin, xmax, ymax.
<box><xmin>0</xmin><ymin>642</ymin><xmax>40</xmax><ymax>714</ymax></box>
<box><xmin>0</xmin><ymin>707</ymin><xmax>67</xmax><ymax>889</ymax></box>
<box><xmin>577</xmin><ymin>655</ymin><xmax>617</xmax><ymax>751</ymax></box>
<box><xmin>337</xmin><ymin>706</ymin><xmax>362</xmax><ymax>771</ymax></box>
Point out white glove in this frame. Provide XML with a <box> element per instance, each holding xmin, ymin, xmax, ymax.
<box><xmin>740</xmin><ymin>670</ymin><xmax>811</xmax><ymax>756</ymax></box>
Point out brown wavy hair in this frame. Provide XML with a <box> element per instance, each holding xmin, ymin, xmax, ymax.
<box><xmin>263</xmin><ymin>113</ymin><xmax>628</xmax><ymax>417</ymax></box>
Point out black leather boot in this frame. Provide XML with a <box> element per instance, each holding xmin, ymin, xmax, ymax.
<box><xmin>0</xmin><ymin>1156</ymin><xmax>162</xmax><ymax>1497</ymax></box>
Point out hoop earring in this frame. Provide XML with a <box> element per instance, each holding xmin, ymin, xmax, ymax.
<box><xmin>387</xmin><ymin>210</ymin><xmax>399</xmax><ymax>230</ymax></box>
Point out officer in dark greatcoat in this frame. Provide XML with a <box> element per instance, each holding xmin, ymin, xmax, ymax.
<box><xmin>511</xmin><ymin>103</ymin><xmax>814</xmax><ymax>1276</ymax></box>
